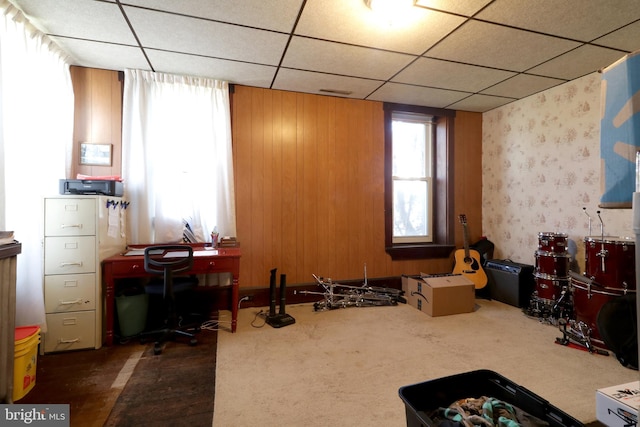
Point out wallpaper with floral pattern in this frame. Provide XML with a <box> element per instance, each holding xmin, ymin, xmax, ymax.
<box><xmin>482</xmin><ymin>72</ymin><xmax>634</xmax><ymax>275</ymax></box>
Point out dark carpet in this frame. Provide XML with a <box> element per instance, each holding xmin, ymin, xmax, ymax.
<box><xmin>104</xmin><ymin>329</ymin><xmax>218</xmax><ymax>427</ymax></box>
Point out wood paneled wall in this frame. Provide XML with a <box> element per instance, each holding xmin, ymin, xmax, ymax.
<box><xmin>70</xmin><ymin>66</ymin><xmax>122</xmax><ymax>179</ymax></box>
<box><xmin>70</xmin><ymin>69</ymin><xmax>483</xmax><ymax>289</ymax></box>
<box><xmin>231</xmin><ymin>86</ymin><xmax>483</xmax><ymax>287</ymax></box>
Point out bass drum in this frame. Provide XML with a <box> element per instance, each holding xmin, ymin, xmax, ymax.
<box><xmin>584</xmin><ymin>236</ymin><xmax>635</xmax><ymax>290</ymax></box>
<box><xmin>538</xmin><ymin>232</ymin><xmax>568</xmax><ymax>254</ymax></box>
<box><xmin>570</xmin><ymin>277</ymin><xmax>636</xmax><ymax>348</ymax></box>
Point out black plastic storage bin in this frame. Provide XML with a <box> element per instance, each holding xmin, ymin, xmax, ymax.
<box><xmin>399</xmin><ymin>369</ymin><xmax>582</xmax><ymax>427</ymax></box>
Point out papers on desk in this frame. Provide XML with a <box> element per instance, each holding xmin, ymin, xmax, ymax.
<box><xmin>123</xmin><ymin>248</ymin><xmax>217</xmax><ymax>257</ymax></box>
<box><xmin>124</xmin><ymin>249</ymin><xmax>164</xmax><ymax>256</ymax></box>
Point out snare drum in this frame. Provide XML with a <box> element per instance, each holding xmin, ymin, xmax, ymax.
<box><xmin>584</xmin><ymin>236</ymin><xmax>635</xmax><ymax>290</ymax></box>
<box><xmin>570</xmin><ymin>276</ymin><xmax>635</xmax><ymax>347</ymax></box>
<box><xmin>535</xmin><ymin>250</ymin><xmax>570</xmax><ymax>278</ymax></box>
<box><xmin>538</xmin><ymin>232</ymin><xmax>568</xmax><ymax>254</ymax></box>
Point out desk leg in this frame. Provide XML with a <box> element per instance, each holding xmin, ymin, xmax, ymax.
<box><xmin>103</xmin><ymin>265</ymin><xmax>115</xmax><ymax>346</ymax></box>
<box><xmin>231</xmin><ymin>275</ymin><xmax>238</xmax><ymax>333</ymax></box>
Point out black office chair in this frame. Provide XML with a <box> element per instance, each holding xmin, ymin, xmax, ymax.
<box><xmin>139</xmin><ymin>245</ymin><xmax>200</xmax><ymax>355</ymax></box>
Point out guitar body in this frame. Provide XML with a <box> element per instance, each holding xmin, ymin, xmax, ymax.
<box><xmin>454</xmin><ymin>214</ymin><xmax>488</xmax><ymax>290</ymax></box>
<box><xmin>453</xmin><ymin>248</ymin><xmax>488</xmax><ymax>289</ymax></box>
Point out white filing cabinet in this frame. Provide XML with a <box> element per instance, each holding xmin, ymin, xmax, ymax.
<box><xmin>43</xmin><ymin>196</ymin><xmax>127</xmax><ymax>353</ymax></box>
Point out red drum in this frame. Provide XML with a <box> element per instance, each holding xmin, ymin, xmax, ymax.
<box><xmin>535</xmin><ymin>250</ymin><xmax>570</xmax><ymax>278</ymax></box>
<box><xmin>570</xmin><ymin>277</ymin><xmax>636</xmax><ymax>347</ymax></box>
<box><xmin>533</xmin><ymin>274</ymin><xmax>569</xmax><ymax>303</ymax></box>
<box><xmin>538</xmin><ymin>232</ymin><xmax>568</xmax><ymax>254</ymax></box>
<box><xmin>584</xmin><ymin>236</ymin><xmax>636</xmax><ymax>290</ymax></box>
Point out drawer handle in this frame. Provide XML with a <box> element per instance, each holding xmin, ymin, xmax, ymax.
<box><xmin>61</xmin><ymin>224</ymin><xmax>83</xmax><ymax>229</ymax></box>
<box><xmin>209</xmin><ymin>261</ymin><xmax>215</xmax><ymax>267</ymax></box>
<box><xmin>58</xmin><ymin>338</ymin><xmax>80</xmax><ymax>344</ymax></box>
<box><xmin>59</xmin><ymin>298</ymin><xmax>83</xmax><ymax>306</ymax></box>
<box><xmin>60</xmin><ymin>261</ymin><xmax>83</xmax><ymax>267</ymax></box>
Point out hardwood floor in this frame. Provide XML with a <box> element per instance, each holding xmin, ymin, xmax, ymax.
<box><xmin>17</xmin><ymin>340</ymin><xmax>146</xmax><ymax>427</ymax></box>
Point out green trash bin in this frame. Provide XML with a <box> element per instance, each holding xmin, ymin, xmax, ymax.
<box><xmin>115</xmin><ymin>291</ymin><xmax>149</xmax><ymax>337</ymax></box>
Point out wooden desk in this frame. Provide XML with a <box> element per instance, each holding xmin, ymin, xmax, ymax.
<box><xmin>102</xmin><ymin>246</ymin><xmax>241</xmax><ymax>345</ymax></box>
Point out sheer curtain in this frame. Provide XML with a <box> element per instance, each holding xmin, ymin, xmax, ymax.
<box><xmin>0</xmin><ymin>0</ymin><xmax>74</xmax><ymax>328</ymax></box>
<box><xmin>122</xmin><ymin>69</ymin><xmax>236</xmax><ymax>244</ymax></box>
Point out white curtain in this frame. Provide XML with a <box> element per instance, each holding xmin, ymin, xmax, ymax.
<box><xmin>0</xmin><ymin>0</ymin><xmax>74</xmax><ymax>328</ymax></box>
<box><xmin>122</xmin><ymin>69</ymin><xmax>236</xmax><ymax>244</ymax></box>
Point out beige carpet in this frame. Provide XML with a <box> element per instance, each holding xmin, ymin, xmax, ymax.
<box><xmin>214</xmin><ymin>299</ymin><xmax>636</xmax><ymax>426</ymax></box>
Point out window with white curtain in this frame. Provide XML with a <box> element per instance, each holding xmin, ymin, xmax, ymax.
<box><xmin>0</xmin><ymin>0</ymin><xmax>74</xmax><ymax>328</ymax></box>
<box><xmin>122</xmin><ymin>70</ymin><xmax>236</xmax><ymax>245</ymax></box>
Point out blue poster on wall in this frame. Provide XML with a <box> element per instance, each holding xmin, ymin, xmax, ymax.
<box><xmin>600</xmin><ymin>49</ymin><xmax>640</xmax><ymax>208</ymax></box>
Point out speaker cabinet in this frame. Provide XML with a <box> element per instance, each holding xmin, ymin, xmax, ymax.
<box><xmin>485</xmin><ymin>260</ymin><xmax>535</xmax><ymax>308</ymax></box>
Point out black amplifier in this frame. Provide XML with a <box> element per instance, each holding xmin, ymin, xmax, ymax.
<box><xmin>485</xmin><ymin>259</ymin><xmax>535</xmax><ymax>308</ymax></box>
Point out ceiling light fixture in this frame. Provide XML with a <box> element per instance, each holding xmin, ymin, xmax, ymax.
<box><xmin>364</xmin><ymin>0</ymin><xmax>417</xmax><ymax>27</ymax></box>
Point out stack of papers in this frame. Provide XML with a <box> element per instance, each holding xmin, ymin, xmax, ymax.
<box><xmin>0</xmin><ymin>231</ymin><xmax>15</xmax><ymax>246</ymax></box>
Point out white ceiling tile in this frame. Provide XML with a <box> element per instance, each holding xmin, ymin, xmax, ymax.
<box><xmin>480</xmin><ymin>74</ymin><xmax>565</xmax><ymax>99</ymax></box>
<box><xmin>427</xmin><ymin>20</ymin><xmax>581</xmax><ymax>72</ymax></box>
<box><xmin>476</xmin><ymin>0</ymin><xmax>640</xmax><ymax>41</ymax></box>
<box><xmin>9</xmin><ymin>0</ymin><xmax>640</xmax><ymax>112</ymax></box>
<box><xmin>272</xmin><ymin>69</ymin><xmax>383</xmax><ymax>99</ymax></box>
<box><xmin>392</xmin><ymin>57</ymin><xmax>517</xmax><ymax>92</ymax></box>
<box><xmin>282</xmin><ymin>37</ymin><xmax>416</xmax><ymax>80</ymax></box>
<box><xmin>527</xmin><ymin>45</ymin><xmax>628</xmax><ymax>80</ymax></box>
<box><xmin>415</xmin><ymin>0</ymin><xmax>493</xmax><ymax>16</ymax></box>
<box><xmin>368</xmin><ymin>82</ymin><xmax>470</xmax><ymax>108</ymax></box>
<box><xmin>145</xmin><ymin>50</ymin><xmax>277</xmax><ymax>88</ymax></box>
<box><xmin>447</xmin><ymin>94</ymin><xmax>514</xmax><ymax>112</ymax></box>
<box><xmin>296</xmin><ymin>0</ymin><xmax>466</xmax><ymax>55</ymax></box>
<box><xmin>593</xmin><ymin>21</ymin><xmax>640</xmax><ymax>52</ymax></box>
<box><xmin>122</xmin><ymin>6</ymin><xmax>289</xmax><ymax>66</ymax></box>
<box><xmin>123</xmin><ymin>0</ymin><xmax>304</xmax><ymax>33</ymax></box>
<box><xmin>49</xmin><ymin>37</ymin><xmax>150</xmax><ymax>71</ymax></box>
<box><xmin>11</xmin><ymin>0</ymin><xmax>136</xmax><ymax>45</ymax></box>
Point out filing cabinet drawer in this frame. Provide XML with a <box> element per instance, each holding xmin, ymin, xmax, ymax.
<box><xmin>44</xmin><ymin>311</ymin><xmax>96</xmax><ymax>353</ymax></box>
<box><xmin>44</xmin><ymin>236</ymin><xmax>96</xmax><ymax>275</ymax></box>
<box><xmin>45</xmin><ymin>198</ymin><xmax>96</xmax><ymax>236</ymax></box>
<box><xmin>44</xmin><ymin>274</ymin><xmax>96</xmax><ymax>313</ymax></box>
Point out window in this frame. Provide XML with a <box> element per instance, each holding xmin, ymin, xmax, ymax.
<box><xmin>391</xmin><ymin>111</ymin><xmax>434</xmax><ymax>243</ymax></box>
<box><xmin>384</xmin><ymin>103</ymin><xmax>456</xmax><ymax>259</ymax></box>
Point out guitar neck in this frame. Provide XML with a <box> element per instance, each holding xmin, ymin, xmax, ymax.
<box><xmin>462</xmin><ymin>223</ymin><xmax>471</xmax><ymax>258</ymax></box>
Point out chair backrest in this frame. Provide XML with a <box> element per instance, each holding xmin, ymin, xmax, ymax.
<box><xmin>144</xmin><ymin>245</ymin><xmax>194</xmax><ymax>277</ymax></box>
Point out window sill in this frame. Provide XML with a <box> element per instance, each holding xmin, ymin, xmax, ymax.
<box><xmin>385</xmin><ymin>244</ymin><xmax>455</xmax><ymax>260</ymax></box>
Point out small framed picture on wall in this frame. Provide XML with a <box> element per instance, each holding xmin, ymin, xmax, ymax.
<box><xmin>80</xmin><ymin>143</ymin><xmax>112</xmax><ymax>166</ymax></box>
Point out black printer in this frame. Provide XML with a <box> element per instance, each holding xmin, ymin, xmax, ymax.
<box><xmin>59</xmin><ymin>179</ymin><xmax>123</xmax><ymax>197</ymax></box>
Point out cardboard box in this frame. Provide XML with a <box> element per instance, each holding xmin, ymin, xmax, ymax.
<box><xmin>596</xmin><ymin>381</ymin><xmax>639</xmax><ymax>426</ymax></box>
<box><xmin>402</xmin><ymin>274</ymin><xmax>475</xmax><ymax>316</ymax></box>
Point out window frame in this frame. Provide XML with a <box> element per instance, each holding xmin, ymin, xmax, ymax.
<box><xmin>383</xmin><ymin>103</ymin><xmax>456</xmax><ymax>260</ymax></box>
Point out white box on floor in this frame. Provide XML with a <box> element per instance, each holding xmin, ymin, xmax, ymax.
<box><xmin>401</xmin><ymin>274</ymin><xmax>475</xmax><ymax>317</ymax></box>
<box><xmin>596</xmin><ymin>381</ymin><xmax>639</xmax><ymax>426</ymax></box>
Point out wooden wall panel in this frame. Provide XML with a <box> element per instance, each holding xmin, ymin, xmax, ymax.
<box><xmin>232</xmin><ymin>85</ymin><xmax>483</xmax><ymax>287</ymax></box>
<box><xmin>70</xmin><ymin>67</ymin><xmax>122</xmax><ymax>179</ymax></box>
<box><xmin>68</xmin><ymin>69</ymin><xmax>482</xmax><ymax>290</ymax></box>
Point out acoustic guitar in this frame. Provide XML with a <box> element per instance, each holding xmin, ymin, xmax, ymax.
<box><xmin>453</xmin><ymin>214</ymin><xmax>488</xmax><ymax>289</ymax></box>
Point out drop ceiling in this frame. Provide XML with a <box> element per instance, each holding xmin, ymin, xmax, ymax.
<box><xmin>7</xmin><ymin>0</ymin><xmax>640</xmax><ymax>112</ymax></box>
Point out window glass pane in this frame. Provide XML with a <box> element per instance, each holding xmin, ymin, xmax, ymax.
<box><xmin>392</xmin><ymin>120</ymin><xmax>426</xmax><ymax>177</ymax></box>
<box><xmin>393</xmin><ymin>180</ymin><xmax>428</xmax><ymax>237</ymax></box>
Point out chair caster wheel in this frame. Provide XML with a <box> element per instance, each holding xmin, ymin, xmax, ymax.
<box><xmin>153</xmin><ymin>344</ymin><xmax>163</xmax><ymax>355</ymax></box>
<box><xmin>189</xmin><ymin>338</ymin><xmax>198</xmax><ymax>346</ymax></box>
